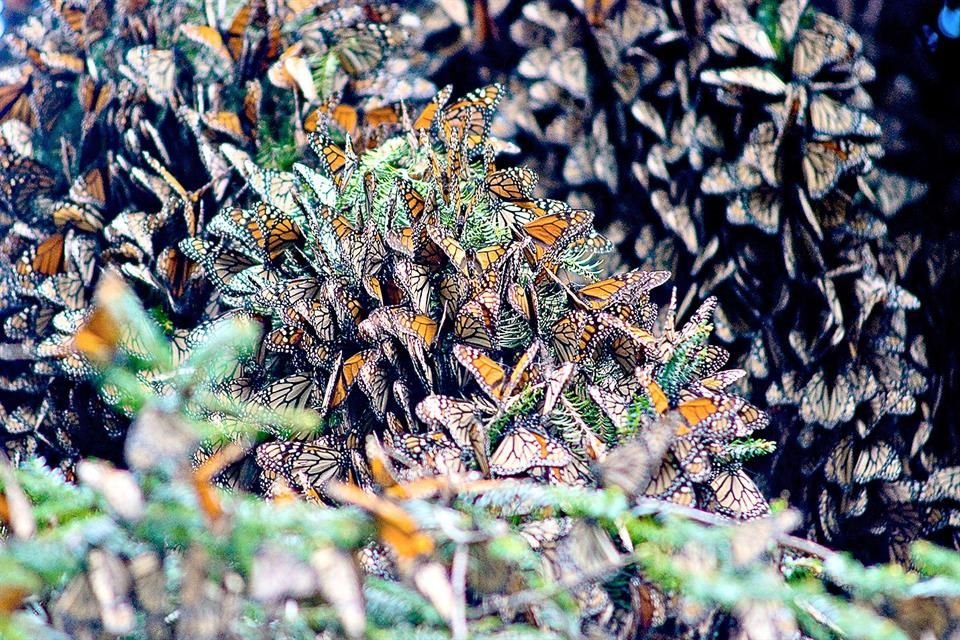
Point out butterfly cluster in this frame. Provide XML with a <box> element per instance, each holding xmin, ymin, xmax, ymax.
<box><xmin>0</xmin><ymin>0</ymin><xmax>428</xmax><ymax>467</ymax></box>
<box><xmin>685</xmin><ymin>1</ymin><xmax>934</xmax><ymax>560</ymax></box>
<box><xmin>173</xmin><ymin>83</ymin><xmax>774</xmax><ymax>634</ymax></box>
<box><xmin>416</xmin><ymin>0</ymin><xmax>940</xmax><ymax>562</ymax></box>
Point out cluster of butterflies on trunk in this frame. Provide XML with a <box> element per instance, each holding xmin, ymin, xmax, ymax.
<box><xmin>418</xmin><ymin>0</ymin><xmax>941</xmax><ymax>562</ymax></box>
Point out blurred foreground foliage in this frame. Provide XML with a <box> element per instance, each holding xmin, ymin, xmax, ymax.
<box><xmin>3</xmin><ymin>284</ymin><xmax>960</xmax><ymax>639</ymax></box>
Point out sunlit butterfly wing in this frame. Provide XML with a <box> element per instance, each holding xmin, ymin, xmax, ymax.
<box><xmin>485</xmin><ymin>166</ymin><xmax>537</xmax><ymax>201</ymax></box>
<box><xmin>309</xmin><ymin>133</ymin><xmax>358</xmax><ymax>192</ymax></box>
<box><xmin>575</xmin><ymin>270</ymin><xmax>670</xmax><ymax>310</ymax></box>
<box><xmin>330</xmin><ymin>349</ymin><xmax>371</xmax><ymax>409</ymax></box>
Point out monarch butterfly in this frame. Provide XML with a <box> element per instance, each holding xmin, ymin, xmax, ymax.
<box><xmin>314</xmin><ymin>102</ymin><xmax>405</xmax><ymax>141</ymax></box>
<box><xmin>180</xmin><ymin>237</ymin><xmax>258</xmax><ymax>290</ymax></box>
<box><xmin>334</xmin><ymin>23</ymin><xmax>408</xmax><ymax>77</ymax></box>
<box><xmin>242</xmin><ymin>80</ymin><xmax>261</xmax><ymax>140</ymax></box>
<box><xmin>670</xmin><ymin>434</ymin><xmax>712</xmax><ymax>483</ymax></box>
<box><xmin>385</xmin><ymin>224</ymin><xmax>444</xmax><ymax>267</ymax></box>
<box><xmin>454</xmin><ymin>343</ymin><xmax>540</xmax><ymax>408</ymax></box>
<box><xmin>200</xmin><ymin>111</ymin><xmax>248</xmax><ymax>143</ymax></box>
<box><xmin>208</xmin><ymin>376</ymin><xmax>259</xmax><ymax>411</ymax></box>
<box><xmin>739</xmin><ymin>119</ymin><xmax>781</xmax><ymax>185</ymax></box>
<box><xmin>707</xmin><ymin>465</ymin><xmax>768</xmax><ymax>520</ymax></box>
<box><xmin>121</xmin><ymin>47</ymin><xmax>175</xmax><ymax>105</ymax></box>
<box><xmin>777</xmin><ymin>0</ymin><xmax>806</xmax><ymax>44</ymax></box>
<box><xmin>546</xmin><ymin>46</ymin><xmax>590</xmax><ymax>101</ymax></box>
<box><xmin>256</xmin><ymin>374</ymin><xmax>319</xmax><ymax>413</ymax></box>
<box><xmin>809</xmin><ymin>93</ymin><xmax>880</xmax><ymax>139</ymax></box>
<box><xmin>910</xmin><ymin>468</ymin><xmax>960</xmax><ymax>504</ymax></box>
<box><xmin>644</xmin><ymin>457</ymin><xmax>696</xmax><ymax>507</ymax></box>
<box><xmin>67</xmin><ymin>167</ymin><xmax>108</xmax><ymax>210</ymax></box>
<box><xmin>521</xmin><ymin>209</ymin><xmax>593</xmax><ymax>262</ymax></box>
<box><xmin>429</xmin><ymin>84</ymin><xmax>504</xmax><ymax>153</ymax></box>
<box><xmin>724</xmin><ymin>188</ymin><xmax>781</xmax><ymax>234</ymax></box>
<box><xmin>139</xmin><ymin>153</ymin><xmax>193</xmax><ymax>218</ymax></box>
<box><xmin>3</xmin><ymin>305</ymin><xmax>52</xmax><ymax>342</ymax></box>
<box><xmin>178</xmin><ymin>24</ymin><xmax>234</xmax><ymax>65</ymax></box>
<box><xmin>412</xmin><ymin>84</ymin><xmax>452</xmax><ymax>131</ymax></box>
<box><xmin>47</xmin><ymin>0</ymin><xmax>86</xmax><ymax>36</ymax></box>
<box><xmin>415</xmin><ymin>395</ymin><xmax>481</xmax><ymax>449</ymax></box>
<box><xmin>290</xmin><ymin>299</ymin><xmax>336</xmax><ymax>344</ymax></box>
<box><xmin>599</xmin><ymin>411</ymin><xmax>680</xmax><ymax>497</ymax></box>
<box><xmin>71</xmin><ymin>305</ymin><xmax>120</xmax><ymax>367</ymax></box>
<box><xmin>702</xmin><ymin>67</ymin><xmax>787</xmax><ymax>97</ymax></box>
<box><xmin>586</xmin><ymin>384</ymin><xmax>636</xmax><ymax>435</ymax></box>
<box><xmin>244</xmin><ymin>165</ymin><xmax>300</xmax><ymax>216</ymax></box>
<box><xmin>839</xmin><ymin>437</ymin><xmax>902</xmax><ymax>485</ymax></box>
<box><xmin>31</xmin><ymin>234</ymin><xmax>67</xmax><ymax>277</ymax></box>
<box><xmin>325</xmin><ymin>282</ymin><xmax>365</xmax><ymax>340</ymax></box>
<box><xmin>689</xmin><ymin>344</ymin><xmax>732</xmax><ymax>381</ymax></box>
<box><xmin>309</xmin><ymin>133</ymin><xmax>358</xmax><ymax>192</ymax></box>
<box><xmin>501</xmin><ymin>278</ymin><xmax>535</xmax><ymax>319</ymax></box>
<box><xmin>429</xmin><ymin>227</ymin><xmax>509</xmax><ymax>278</ymax></box>
<box><xmin>0</xmin><ymin>64</ymin><xmax>39</xmax><ymax>128</ymax></box>
<box><xmin>701</xmin><ymin>159</ymin><xmax>764</xmax><ymax>196</ymax></box>
<box><xmin>192</xmin><ymin>440</ymin><xmax>261</xmax><ymax>492</ymax></box>
<box><xmin>356</xmin><ymin>353</ymin><xmax>390</xmax><ymax>419</ymax></box>
<box><xmin>608</xmin><ymin>318</ymin><xmax>659</xmax><ymax>372</ymax></box>
<box><xmin>802</xmin><ymin>139</ymin><xmax>870</xmax><ymax>200</ymax></box>
<box><xmin>430</xmin><ymin>273</ymin><xmax>464</xmax><ymax>320</ymax></box>
<box><xmin>710</xmin><ymin>19</ymin><xmax>778</xmax><ymax>59</ymax></box>
<box><xmin>681</xmin><ymin>389</ymin><xmax>765</xmax><ymax>440</ymax></box>
<box><xmin>264</xmin><ymin>325</ymin><xmax>306</xmax><ymax>355</ymax></box>
<box><xmin>699</xmin><ymin>369</ymin><xmax>747</xmax><ymax>391</ymax></box>
<box><xmin>551</xmin><ymin>310</ymin><xmax>592</xmax><ymax>362</ymax></box>
<box><xmin>224</xmin><ymin>2</ymin><xmax>258</xmax><ymax>59</ymax></box>
<box><xmin>562</xmin><ymin>116</ymin><xmax>616</xmax><ymax>190</ymax></box>
<box><xmin>485</xmin><ymin>166</ymin><xmax>538</xmax><ymax>201</ymax></box>
<box><xmin>493</xmin><ymin>197</ymin><xmax>570</xmax><ymax>229</ymax></box>
<box><xmin>859</xmin><ymin>168</ymin><xmax>927</xmax><ymax>218</ymax></box>
<box><xmin>277</xmin><ymin>277</ymin><xmax>324</xmax><ymax>308</ymax></box>
<box><xmin>388</xmin><ymin>430</ymin><xmax>469</xmax><ymax>477</ymax></box>
<box><xmin>0</xmin><ymin>143</ymin><xmax>56</xmax><ymax>210</ymax></box>
<box><xmin>518</xmin><ymin>517</ymin><xmax>571</xmax><ymax>552</ymax></box>
<box><xmin>529</xmin><ymin>363</ymin><xmax>573</xmax><ymax>420</ymax></box>
<box><xmin>455</xmin><ymin>285</ymin><xmax>502</xmax><ymax>350</ymax></box>
<box><xmin>179</xmin><ymin>0</ymin><xmax>273</xmax><ymax>70</ymax></box>
<box><xmin>77</xmin><ymin>77</ymin><xmax>113</xmax><ymax>139</ymax></box>
<box><xmin>650</xmin><ymin>189</ymin><xmax>700</xmax><ymax>254</ymax></box>
<box><xmin>394</xmin><ymin>179</ymin><xmax>428</xmax><ymax>222</ymax></box>
<box><xmin>797</xmin><ymin>369</ymin><xmax>859</xmax><ymax>428</ymax></box>
<box><xmin>631</xmin><ymin>99</ymin><xmax>667</xmax><ymax>141</ymax></box>
<box><xmin>211</xmin><ymin>203</ymin><xmax>304</xmax><ymax>262</ymax></box>
<box><xmin>559</xmin><ymin>309</ymin><xmax>653</xmax><ymax>366</ymax></box>
<box><xmin>37</xmin><ymin>273</ymin><xmax>87</xmax><ymax>311</ymax></box>
<box><xmin>791</xmin><ymin>12</ymin><xmax>860</xmax><ymax>81</ymax></box>
<box><xmin>362</xmin><ymin>306</ymin><xmax>438</xmax><ymax>348</ymax></box>
<box><xmin>574</xmin><ymin>270</ymin><xmax>670</xmax><ymax>310</ymax></box>
<box><xmin>394</xmin><ymin>260</ymin><xmax>433</xmax><ymax>315</ymax></box>
<box><xmin>256</xmin><ymin>437</ymin><xmax>352</xmax><ymax>494</ymax></box>
<box><xmin>323</xmin><ymin>350</ymin><xmax>370</xmax><ymax>410</ymax></box>
<box><xmin>489</xmin><ymin>419</ymin><xmax>573</xmax><ymax>476</ymax></box>
<box><xmin>155</xmin><ymin>246</ymin><xmax>202</xmax><ymax>311</ymax></box>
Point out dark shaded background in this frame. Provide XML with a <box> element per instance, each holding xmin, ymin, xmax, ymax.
<box><xmin>820</xmin><ymin>0</ymin><xmax>960</xmax><ymax>452</ymax></box>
